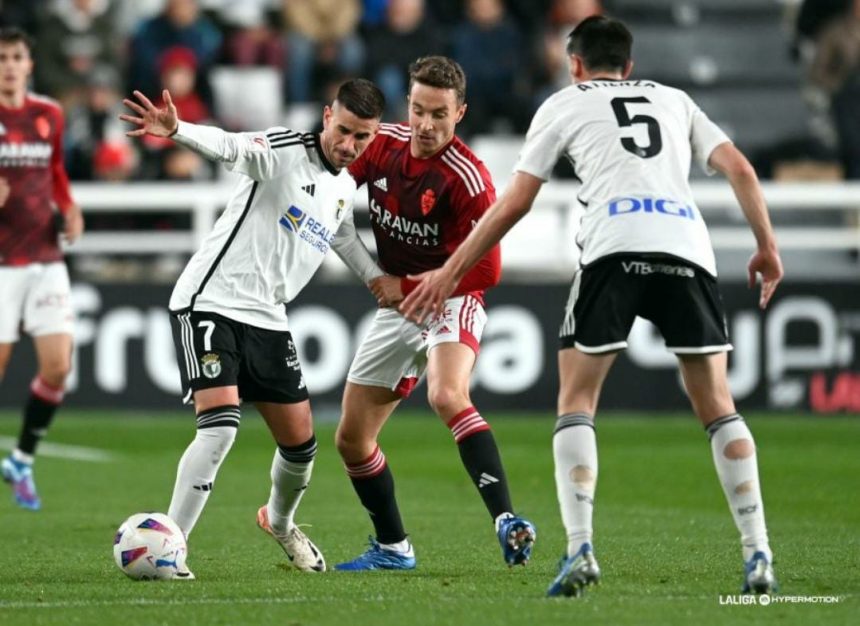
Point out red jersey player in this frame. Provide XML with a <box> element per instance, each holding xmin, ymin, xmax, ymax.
<box><xmin>334</xmin><ymin>56</ymin><xmax>535</xmax><ymax>571</ymax></box>
<box><xmin>0</xmin><ymin>27</ymin><xmax>84</xmax><ymax>511</ymax></box>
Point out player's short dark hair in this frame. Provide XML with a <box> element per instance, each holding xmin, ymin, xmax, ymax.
<box><xmin>335</xmin><ymin>78</ymin><xmax>386</xmax><ymax>120</ymax></box>
<box><xmin>0</xmin><ymin>26</ymin><xmax>34</xmax><ymax>52</ymax></box>
<box><xmin>408</xmin><ymin>56</ymin><xmax>466</xmax><ymax>104</ymax></box>
<box><xmin>566</xmin><ymin>16</ymin><xmax>632</xmax><ymax>73</ymax></box>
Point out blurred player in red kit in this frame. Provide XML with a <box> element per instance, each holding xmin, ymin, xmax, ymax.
<box><xmin>334</xmin><ymin>56</ymin><xmax>535</xmax><ymax>571</ymax></box>
<box><xmin>0</xmin><ymin>27</ymin><xmax>84</xmax><ymax>511</ymax></box>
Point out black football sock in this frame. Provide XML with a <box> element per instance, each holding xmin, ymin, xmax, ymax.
<box><xmin>17</xmin><ymin>376</ymin><xmax>65</xmax><ymax>457</ymax></box>
<box><xmin>345</xmin><ymin>445</ymin><xmax>407</xmax><ymax>544</ymax></box>
<box><xmin>448</xmin><ymin>406</ymin><xmax>514</xmax><ymax>519</ymax></box>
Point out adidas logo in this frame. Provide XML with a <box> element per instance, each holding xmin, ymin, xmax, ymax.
<box><xmin>301</xmin><ymin>184</ymin><xmax>315</xmax><ymax>196</ymax></box>
<box><xmin>193</xmin><ymin>482</ymin><xmax>214</xmax><ymax>492</ymax></box>
<box><xmin>478</xmin><ymin>473</ymin><xmax>499</xmax><ymax>488</ymax></box>
<box><xmin>373</xmin><ymin>177</ymin><xmax>388</xmax><ymax>192</ymax></box>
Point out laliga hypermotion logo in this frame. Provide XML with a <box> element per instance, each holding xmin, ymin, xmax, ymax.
<box><xmin>279</xmin><ymin>205</ymin><xmax>307</xmax><ymax>232</ymax></box>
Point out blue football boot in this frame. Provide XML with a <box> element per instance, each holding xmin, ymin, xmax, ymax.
<box><xmin>1</xmin><ymin>455</ymin><xmax>41</xmax><ymax>511</ymax></box>
<box><xmin>547</xmin><ymin>543</ymin><xmax>601</xmax><ymax>597</ymax></box>
<box><xmin>742</xmin><ymin>551</ymin><xmax>778</xmax><ymax>594</ymax></box>
<box><xmin>497</xmin><ymin>515</ymin><xmax>536</xmax><ymax>566</ymax></box>
<box><xmin>335</xmin><ymin>537</ymin><xmax>416</xmax><ymax>571</ymax></box>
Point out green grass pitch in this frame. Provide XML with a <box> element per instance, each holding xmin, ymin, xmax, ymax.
<box><xmin>0</xmin><ymin>410</ymin><xmax>857</xmax><ymax>625</ymax></box>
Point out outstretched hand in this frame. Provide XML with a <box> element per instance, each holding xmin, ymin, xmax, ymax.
<box><xmin>398</xmin><ymin>267</ymin><xmax>458</xmax><ymax>324</ymax></box>
<box><xmin>748</xmin><ymin>246</ymin><xmax>783</xmax><ymax>309</ymax></box>
<box><xmin>120</xmin><ymin>90</ymin><xmax>179</xmax><ymax>138</ymax></box>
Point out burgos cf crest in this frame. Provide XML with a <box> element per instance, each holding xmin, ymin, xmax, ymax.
<box><xmin>279</xmin><ymin>205</ymin><xmax>307</xmax><ymax>232</ymax></box>
<box><xmin>201</xmin><ymin>353</ymin><xmax>222</xmax><ymax>379</ymax></box>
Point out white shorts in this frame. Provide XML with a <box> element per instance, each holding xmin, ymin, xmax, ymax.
<box><xmin>347</xmin><ymin>294</ymin><xmax>488</xmax><ymax>397</ymax></box>
<box><xmin>0</xmin><ymin>262</ymin><xmax>74</xmax><ymax>343</ymax></box>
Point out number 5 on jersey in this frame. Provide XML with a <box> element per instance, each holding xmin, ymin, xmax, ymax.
<box><xmin>611</xmin><ymin>96</ymin><xmax>663</xmax><ymax>159</ymax></box>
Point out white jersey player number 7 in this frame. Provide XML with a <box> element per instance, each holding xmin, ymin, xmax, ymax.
<box><xmin>515</xmin><ymin>78</ymin><xmax>730</xmax><ymax>277</ymax></box>
<box><xmin>167</xmin><ymin>121</ymin><xmax>382</xmax><ymax>330</ymax></box>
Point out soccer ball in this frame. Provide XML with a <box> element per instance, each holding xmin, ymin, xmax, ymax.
<box><xmin>113</xmin><ymin>512</ymin><xmax>187</xmax><ymax>580</ymax></box>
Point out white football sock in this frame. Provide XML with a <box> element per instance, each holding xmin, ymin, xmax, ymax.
<box><xmin>168</xmin><ymin>412</ymin><xmax>239</xmax><ymax>536</ymax></box>
<box><xmin>378</xmin><ymin>538</ymin><xmax>413</xmax><ymax>555</ymax></box>
<box><xmin>267</xmin><ymin>448</ymin><xmax>314</xmax><ymax>536</ymax></box>
<box><xmin>12</xmin><ymin>449</ymin><xmax>34</xmax><ymax>465</ymax></box>
<box><xmin>707</xmin><ymin>414</ymin><xmax>771</xmax><ymax>562</ymax></box>
<box><xmin>553</xmin><ymin>413</ymin><xmax>598</xmax><ymax>557</ymax></box>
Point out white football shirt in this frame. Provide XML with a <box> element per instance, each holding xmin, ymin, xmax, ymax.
<box><xmin>515</xmin><ymin>79</ymin><xmax>730</xmax><ymax>276</ymax></box>
<box><xmin>169</xmin><ymin>121</ymin><xmax>381</xmax><ymax>330</ymax></box>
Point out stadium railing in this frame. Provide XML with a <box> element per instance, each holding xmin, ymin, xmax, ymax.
<box><xmin>67</xmin><ymin>181</ymin><xmax>860</xmax><ymax>278</ymax></box>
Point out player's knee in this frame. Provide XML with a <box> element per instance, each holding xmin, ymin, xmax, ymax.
<box><xmin>723</xmin><ymin>438</ymin><xmax>754</xmax><ymax>460</ymax></box>
<box><xmin>426</xmin><ymin>385</ymin><xmax>466</xmax><ymax>419</ymax></box>
<box><xmin>334</xmin><ymin>423</ymin><xmax>367</xmax><ymax>459</ymax></box>
<box><xmin>194</xmin><ymin>425</ymin><xmax>237</xmax><ymax>464</ymax></box>
<box><xmin>38</xmin><ymin>365</ymin><xmax>70</xmax><ymax>389</ymax></box>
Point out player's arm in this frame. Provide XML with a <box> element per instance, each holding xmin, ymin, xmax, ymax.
<box><xmin>399</xmin><ymin>226</ymin><xmax>501</xmax><ymax>299</ymax></box>
<box><xmin>400</xmin><ymin>172</ymin><xmax>543</xmax><ymax>323</ymax></box>
<box><xmin>50</xmin><ymin>108</ymin><xmax>83</xmax><ymax>243</ymax></box>
<box><xmin>708</xmin><ymin>142</ymin><xmax>783</xmax><ymax>309</ymax></box>
<box><xmin>122</xmin><ymin>89</ymin><xmax>240</xmax><ymax>163</ymax></box>
<box><xmin>331</xmin><ymin>209</ymin><xmax>401</xmax><ymax>307</ymax></box>
<box><xmin>121</xmin><ymin>90</ymin><xmax>280</xmax><ymax>180</ymax></box>
<box><xmin>332</xmin><ymin>207</ymin><xmax>384</xmax><ymax>284</ymax></box>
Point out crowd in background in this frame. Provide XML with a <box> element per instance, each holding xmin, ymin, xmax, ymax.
<box><xmin>1</xmin><ymin>0</ymin><xmax>858</xmax><ymax>183</ymax></box>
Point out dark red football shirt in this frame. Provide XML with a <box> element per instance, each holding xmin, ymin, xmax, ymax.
<box><xmin>349</xmin><ymin>123</ymin><xmax>501</xmax><ymax>300</ymax></box>
<box><xmin>0</xmin><ymin>93</ymin><xmax>74</xmax><ymax>266</ymax></box>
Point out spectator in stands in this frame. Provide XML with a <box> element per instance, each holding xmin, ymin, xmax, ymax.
<box><xmin>92</xmin><ymin>140</ymin><xmax>136</xmax><ymax>181</ymax></box>
<box><xmin>129</xmin><ymin>0</ymin><xmax>221</xmax><ymax>103</ymax></box>
<box><xmin>33</xmin><ymin>0</ymin><xmax>122</xmax><ymax>106</ymax></box>
<box><xmin>360</xmin><ymin>0</ymin><xmax>392</xmax><ymax>30</ymax></box>
<box><xmin>794</xmin><ymin>0</ymin><xmax>852</xmax><ymax>62</ymax></box>
<box><xmin>535</xmin><ymin>0</ymin><xmax>603</xmax><ymax>102</ymax></box>
<box><xmin>64</xmin><ymin>65</ymin><xmax>134</xmax><ymax>180</ymax></box>
<box><xmin>155</xmin><ymin>47</ymin><xmax>212</xmax><ymax>125</ymax></box>
<box><xmin>158</xmin><ymin>145</ymin><xmax>209</xmax><ymax>181</ymax></box>
<box><xmin>425</xmin><ymin>0</ymin><xmax>464</xmax><ymax>25</ymax></box>
<box><xmin>452</xmin><ymin>0</ymin><xmax>529</xmax><ymax>136</ymax></box>
<box><xmin>505</xmin><ymin>0</ymin><xmax>555</xmax><ymax>36</ymax></box>
<box><xmin>809</xmin><ymin>0</ymin><xmax>860</xmax><ymax>179</ymax></box>
<box><xmin>0</xmin><ymin>1</ymin><xmax>39</xmax><ymax>33</ymax></box>
<box><xmin>281</xmin><ymin>0</ymin><xmax>364</xmax><ymax>103</ymax></box>
<box><xmin>365</xmin><ymin>0</ymin><xmax>446</xmax><ymax>119</ymax></box>
<box><xmin>139</xmin><ymin>46</ymin><xmax>215</xmax><ymax>180</ymax></box>
<box><xmin>214</xmin><ymin>0</ymin><xmax>285</xmax><ymax>68</ymax></box>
